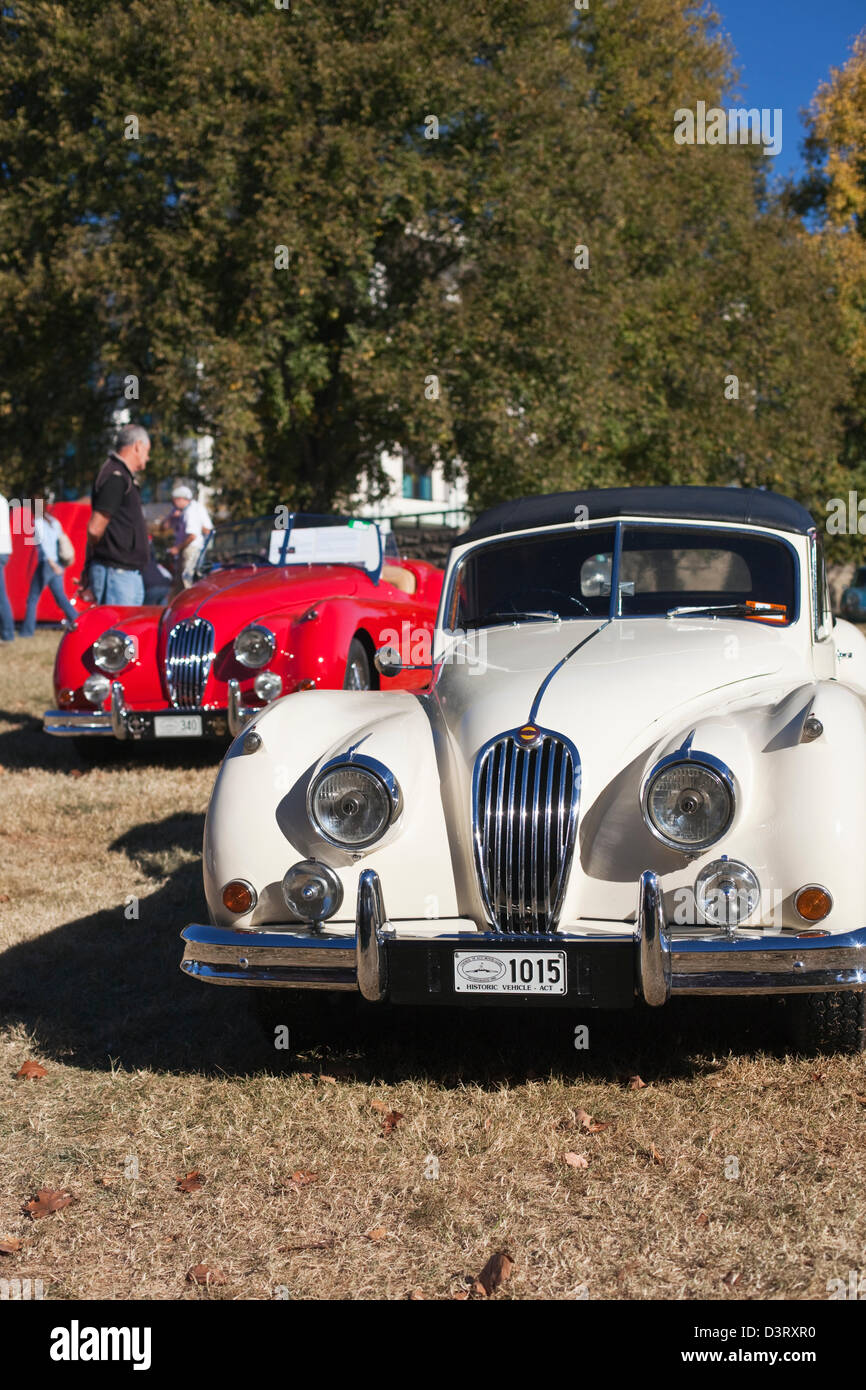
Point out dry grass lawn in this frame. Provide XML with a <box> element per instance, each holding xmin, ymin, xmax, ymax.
<box><xmin>0</xmin><ymin>631</ymin><xmax>864</xmax><ymax>1300</ymax></box>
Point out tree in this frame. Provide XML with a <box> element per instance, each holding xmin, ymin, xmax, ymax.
<box><xmin>797</xmin><ymin>29</ymin><xmax>866</xmax><ymax>557</ymax></box>
<box><xmin>0</xmin><ymin>0</ymin><xmax>849</xmax><ymax>522</ymax></box>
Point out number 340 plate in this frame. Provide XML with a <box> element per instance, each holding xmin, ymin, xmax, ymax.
<box><xmin>453</xmin><ymin>950</ymin><xmax>566</xmax><ymax>995</ymax></box>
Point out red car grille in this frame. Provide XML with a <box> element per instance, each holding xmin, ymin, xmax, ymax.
<box><xmin>165</xmin><ymin>618</ymin><xmax>216</xmax><ymax>708</ymax></box>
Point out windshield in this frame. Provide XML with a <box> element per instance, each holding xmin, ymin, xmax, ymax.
<box><xmin>447</xmin><ymin>524</ymin><xmax>798</xmax><ymax>629</ymax></box>
<box><xmin>197</xmin><ymin>514</ymin><xmax>383</xmax><ymax>579</ymax></box>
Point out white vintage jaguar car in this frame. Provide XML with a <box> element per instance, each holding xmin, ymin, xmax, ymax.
<box><xmin>180</xmin><ymin>487</ymin><xmax>866</xmax><ymax>1052</ymax></box>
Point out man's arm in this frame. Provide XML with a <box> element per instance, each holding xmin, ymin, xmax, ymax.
<box><xmin>87</xmin><ymin>511</ymin><xmax>111</xmax><ymax>544</ymax></box>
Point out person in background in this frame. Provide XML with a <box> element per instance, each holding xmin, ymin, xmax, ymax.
<box><xmin>20</xmin><ymin>495</ymin><xmax>79</xmax><ymax>635</ymax></box>
<box><xmin>169</xmin><ymin>484</ymin><xmax>213</xmax><ymax>586</ymax></box>
<box><xmin>0</xmin><ymin>489</ymin><xmax>13</xmax><ymax>642</ymax></box>
<box><xmin>85</xmin><ymin>424</ymin><xmax>150</xmax><ymax>605</ymax></box>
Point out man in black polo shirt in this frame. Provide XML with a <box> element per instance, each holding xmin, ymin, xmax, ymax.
<box><xmin>87</xmin><ymin>424</ymin><xmax>150</xmax><ymax>605</ymax></box>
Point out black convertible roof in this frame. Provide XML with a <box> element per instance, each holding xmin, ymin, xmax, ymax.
<box><xmin>458</xmin><ymin>486</ymin><xmax>815</xmax><ymax>544</ymax></box>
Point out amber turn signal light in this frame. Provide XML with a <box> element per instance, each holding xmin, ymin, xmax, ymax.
<box><xmin>222</xmin><ymin>880</ymin><xmax>256</xmax><ymax>914</ymax></box>
<box><xmin>794</xmin><ymin>886</ymin><xmax>832</xmax><ymax>922</ymax></box>
<box><xmin>57</xmin><ymin>688</ymin><xmax>76</xmax><ymax>709</ymax></box>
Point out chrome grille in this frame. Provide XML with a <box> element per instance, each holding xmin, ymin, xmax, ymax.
<box><xmin>473</xmin><ymin>728</ymin><xmax>580</xmax><ymax>933</ymax></box>
<box><xmin>165</xmin><ymin>618</ymin><xmax>215</xmax><ymax>708</ymax></box>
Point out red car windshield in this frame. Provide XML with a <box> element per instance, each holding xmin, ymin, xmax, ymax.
<box><xmin>197</xmin><ymin>514</ymin><xmax>384</xmax><ymax>579</ymax></box>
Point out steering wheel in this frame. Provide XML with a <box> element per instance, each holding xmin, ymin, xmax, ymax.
<box><xmin>505</xmin><ymin>587</ymin><xmax>594</xmax><ymax>618</ymax></box>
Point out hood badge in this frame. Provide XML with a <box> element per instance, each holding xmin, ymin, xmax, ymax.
<box><xmin>516</xmin><ymin>723</ymin><xmax>541</xmax><ymax>746</ymax></box>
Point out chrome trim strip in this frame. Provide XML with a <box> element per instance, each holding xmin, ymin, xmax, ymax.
<box><xmin>528</xmin><ymin>620</ymin><xmax>611</xmax><ymax>725</ymax></box>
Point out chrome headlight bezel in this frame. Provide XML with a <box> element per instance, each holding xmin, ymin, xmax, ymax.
<box><xmin>640</xmin><ymin>751</ymin><xmax>735</xmax><ymax>853</ymax></box>
<box><xmin>307</xmin><ymin>755</ymin><xmax>402</xmax><ymax>849</ymax></box>
<box><xmin>234</xmin><ymin>624</ymin><xmax>276</xmax><ymax>669</ymax></box>
<box><xmin>92</xmin><ymin>629</ymin><xmax>136</xmax><ymax>673</ymax></box>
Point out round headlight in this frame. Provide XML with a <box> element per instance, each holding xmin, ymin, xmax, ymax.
<box><xmin>92</xmin><ymin>629</ymin><xmax>135</xmax><ymax>673</ymax></box>
<box><xmin>695</xmin><ymin>859</ymin><xmax>760</xmax><ymax>927</ymax></box>
<box><xmin>83</xmin><ymin>673</ymin><xmax>111</xmax><ymax>706</ymax></box>
<box><xmin>253</xmin><ymin>670</ymin><xmax>283</xmax><ymax>702</ymax></box>
<box><xmin>309</xmin><ymin>762</ymin><xmax>399</xmax><ymax>848</ymax></box>
<box><xmin>234</xmin><ymin>625</ymin><xmax>276</xmax><ymax>669</ymax></box>
<box><xmin>644</xmin><ymin>760</ymin><xmax>733</xmax><ymax>850</ymax></box>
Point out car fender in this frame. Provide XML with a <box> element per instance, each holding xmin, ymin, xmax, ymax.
<box><xmin>203</xmin><ymin>689</ymin><xmax>458</xmax><ymax>928</ymax></box>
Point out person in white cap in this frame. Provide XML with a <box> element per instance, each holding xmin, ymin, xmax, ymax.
<box><xmin>169</xmin><ymin>484</ymin><xmax>213</xmax><ymax>586</ymax></box>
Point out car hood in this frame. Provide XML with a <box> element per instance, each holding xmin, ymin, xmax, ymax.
<box><xmin>433</xmin><ymin>617</ymin><xmax>803</xmax><ymax>774</ymax></box>
<box><xmin>163</xmin><ymin>565</ymin><xmax>365</xmax><ymax>630</ymax></box>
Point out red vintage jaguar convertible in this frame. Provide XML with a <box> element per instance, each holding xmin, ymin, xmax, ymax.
<box><xmin>44</xmin><ymin>514</ymin><xmax>443</xmax><ymax>744</ymax></box>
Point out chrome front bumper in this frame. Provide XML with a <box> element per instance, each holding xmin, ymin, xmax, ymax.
<box><xmin>180</xmin><ymin>870</ymin><xmax>866</xmax><ymax>1005</ymax></box>
<box><xmin>43</xmin><ymin>708</ymin><xmax>113</xmax><ymax>737</ymax></box>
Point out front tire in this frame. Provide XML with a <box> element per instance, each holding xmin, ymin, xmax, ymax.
<box><xmin>786</xmin><ymin>991</ymin><xmax>866</xmax><ymax>1054</ymax></box>
<box><xmin>343</xmin><ymin>637</ymin><xmax>372</xmax><ymax>690</ymax></box>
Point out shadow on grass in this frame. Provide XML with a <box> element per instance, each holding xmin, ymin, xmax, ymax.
<box><xmin>0</xmin><ymin>810</ymin><xmax>795</xmax><ymax>1085</ymax></box>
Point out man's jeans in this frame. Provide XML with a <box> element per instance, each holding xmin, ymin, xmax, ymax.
<box><xmin>0</xmin><ymin>555</ymin><xmax>14</xmax><ymax>641</ymax></box>
<box><xmin>20</xmin><ymin>559</ymin><xmax>78</xmax><ymax>634</ymax></box>
<box><xmin>90</xmin><ymin>563</ymin><xmax>145</xmax><ymax>607</ymax></box>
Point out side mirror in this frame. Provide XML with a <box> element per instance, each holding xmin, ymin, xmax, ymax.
<box><xmin>374</xmin><ymin>645</ymin><xmax>403</xmax><ymax>678</ymax></box>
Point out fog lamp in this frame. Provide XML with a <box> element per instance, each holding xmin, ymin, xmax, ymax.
<box><xmin>83</xmin><ymin>673</ymin><xmax>111</xmax><ymax>705</ymax></box>
<box><xmin>221</xmin><ymin>879</ymin><xmax>257</xmax><ymax>914</ymax></box>
<box><xmin>794</xmin><ymin>885</ymin><xmax>833</xmax><ymax>923</ymax></box>
<box><xmin>695</xmin><ymin>858</ymin><xmax>760</xmax><ymax>927</ymax></box>
<box><xmin>253</xmin><ymin>670</ymin><xmax>282</xmax><ymax>702</ymax></box>
<box><xmin>282</xmin><ymin>859</ymin><xmax>343</xmax><ymax>922</ymax></box>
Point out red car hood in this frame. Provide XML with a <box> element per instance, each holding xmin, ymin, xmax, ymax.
<box><xmin>162</xmin><ymin>564</ymin><xmax>364</xmax><ymax>631</ymax></box>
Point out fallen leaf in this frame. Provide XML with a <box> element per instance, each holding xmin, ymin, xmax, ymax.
<box><xmin>453</xmin><ymin>1290</ymin><xmax>470</xmax><ymax>1300</ymax></box>
<box><xmin>854</xmin><ymin>1095</ymin><xmax>866</xmax><ymax>1105</ymax></box>
<box><xmin>176</xmin><ymin>1171</ymin><xmax>205</xmax><ymax>1194</ymax></box>
<box><xmin>367</xmin><ymin>1227</ymin><xmax>388</xmax><ymax>1242</ymax></box>
<box><xmin>381</xmin><ymin>1110</ymin><xmax>404</xmax><ymax>1136</ymax></box>
<box><xmin>696</xmin><ymin>1211</ymin><xmax>710</xmax><ymax>1226</ymax></box>
<box><xmin>576</xmin><ymin>1107</ymin><xmax>610</xmax><ymax>1133</ymax></box>
<box><xmin>299</xmin><ymin>1072</ymin><xmax>313</xmax><ymax>1080</ymax></box>
<box><xmin>96</xmin><ymin>1175</ymin><xmax>119</xmax><ymax>1188</ymax></box>
<box><xmin>15</xmin><ymin>1060</ymin><xmax>47</xmax><ymax>1080</ymax></box>
<box><xmin>370</xmin><ymin>1100</ymin><xmax>389</xmax><ymax>1114</ymax></box>
<box><xmin>722</xmin><ymin>1270</ymin><xmax>741</xmax><ymax>1287</ymax></box>
<box><xmin>187</xmin><ymin>1264</ymin><xmax>225</xmax><ymax>1286</ymax></box>
<box><xmin>408</xmin><ymin>1288</ymin><xmax>425</xmax><ymax>1300</ymax></box>
<box><xmin>627</xmin><ymin>1075</ymin><xmax>647</xmax><ymax>1090</ymax></box>
<box><xmin>287</xmin><ymin>1170</ymin><xmax>318</xmax><ymax>1189</ymax></box>
<box><xmin>0</xmin><ymin>1237</ymin><xmax>22</xmax><ymax>1254</ymax></box>
<box><xmin>0</xmin><ymin>893</ymin><xmax>9</xmax><ymax>903</ymax></box>
<box><xmin>68</xmin><ymin>767</ymin><xmax>84</xmax><ymax>778</ymax></box>
<box><xmin>563</xmin><ymin>1152</ymin><xmax>589</xmax><ymax>1169</ymax></box>
<box><xmin>649</xmin><ymin>1144</ymin><xmax>664</xmax><ymax>1165</ymax></box>
<box><xmin>319</xmin><ymin>1075</ymin><xmax>337</xmax><ymax>1085</ymax></box>
<box><xmin>24</xmin><ymin>1189</ymin><xmax>75</xmax><ymax>1219</ymax></box>
<box><xmin>473</xmin><ymin>1249</ymin><xmax>515</xmax><ymax>1297</ymax></box>
<box><xmin>812</xmin><ymin>1071</ymin><xmax>827</xmax><ymax>1083</ymax></box>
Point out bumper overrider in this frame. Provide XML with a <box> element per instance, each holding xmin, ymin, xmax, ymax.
<box><xmin>180</xmin><ymin>870</ymin><xmax>866</xmax><ymax>1007</ymax></box>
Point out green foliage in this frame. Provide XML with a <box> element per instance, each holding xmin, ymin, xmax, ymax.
<box><xmin>0</xmin><ymin>0</ymin><xmax>850</xmax><ymax>529</ymax></box>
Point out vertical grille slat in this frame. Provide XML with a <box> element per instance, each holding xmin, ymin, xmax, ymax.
<box><xmin>473</xmin><ymin>729</ymin><xmax>579</xmax><ymax>934</ymax></box>
<box><xmin>165</xmin><ymin>618</ymin><xmax>216</xmax><ymax>708</ymax></box>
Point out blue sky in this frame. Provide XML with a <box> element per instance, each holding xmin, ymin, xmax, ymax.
<box><xmin>715</xmin><ymin>0</ymin><xmax>864</xmax><ymax>182</ymax></box>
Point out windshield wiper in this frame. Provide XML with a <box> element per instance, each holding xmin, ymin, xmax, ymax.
<box><xmin>481</xmin><ymin>610</ymin><xmax>562</xmax><ymax>625</ymax></box>
<box><xmin>666</xmin><ymin>601</ymin><xmax>787</xmax><ymax>622</ymax></box>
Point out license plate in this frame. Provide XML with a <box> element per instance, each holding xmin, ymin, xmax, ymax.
<box><xmin>154</xmin><ymin>714</ymin><xmax>203</xmax><ymax>738</ymax></box>
<box><xmin>453</xmin><ymin>950</ymin><xmax>567</xmax><ymax>995</ymax></box>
